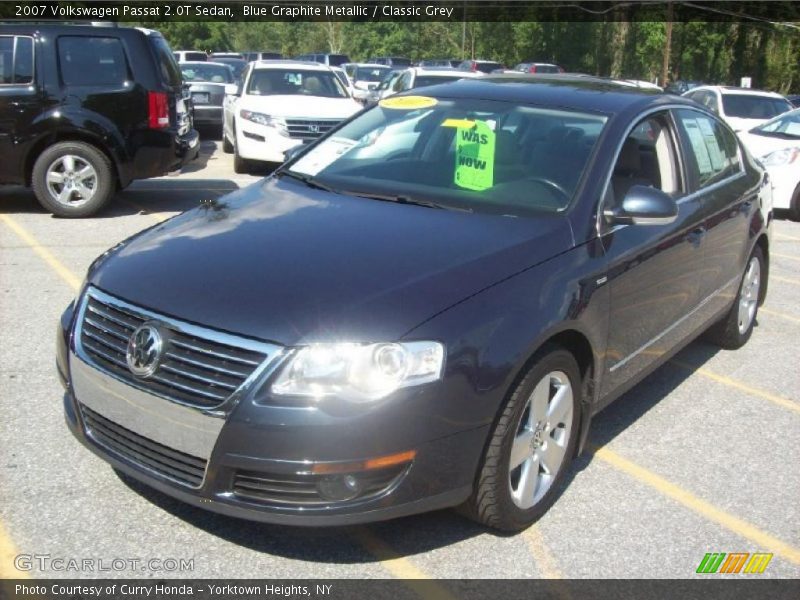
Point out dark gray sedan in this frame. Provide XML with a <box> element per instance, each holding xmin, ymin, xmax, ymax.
<box><xmin>180</xmin><ymin>62</ymin><xmax>236</xmax><ymax>128</ymax></box>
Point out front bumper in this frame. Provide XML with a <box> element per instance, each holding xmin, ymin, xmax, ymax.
<box><xmin>236</xmin><ymin>122</ymin><xmax>303</xmax><ymax>163</ymax></box>
<box><xmin>58</xmin><ymin>298</ymin><xmax>483</xmax><ymax>526</ymax></box>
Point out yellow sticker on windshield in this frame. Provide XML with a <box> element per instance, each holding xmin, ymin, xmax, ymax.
<box><xmin>441</xmin><ymin>118</ymin><xmax>476</xmax><ymax>128</ymax></box>
<box><xmin>379</xmin><ymin>95</ymin><xmax>438</xmax><ymax>110</ymax></box>
<box><xmin>454</xmin><ymin>121</ymin><xmax>495</xmax><ymax>191</ymax></box>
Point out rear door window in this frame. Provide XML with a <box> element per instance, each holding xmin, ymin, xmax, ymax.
<box><xmin>675</xmin><ymin>109</ymin><xmax>741</xmax><ymax>189</ymax></box>
<box><xmin>58</xmin><ymin>36</ymin><xmax>129</xmax><ymax>86</ymax></box>
<box><xmin>0</xmin><ymin>36</ymin><xmax>34</xmax><ymax>85</ymax></box>
<box><xmin>148</xmin><ymin>35</ymin><xmax>183</xmax><ymax>88</ymax></box>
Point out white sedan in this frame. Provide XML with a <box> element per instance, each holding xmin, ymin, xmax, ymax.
<box><xmin>739</xmin><ymin>107</ymin><xmax>800</xmax><ymax>219</ymax></box>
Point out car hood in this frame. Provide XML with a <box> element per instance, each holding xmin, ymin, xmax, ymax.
<box><xmin>90</xmin><ymin>178</ymin><xmax>574</xmax><ymax>346</ymax></box>
<box><xmin>739</xmin><ymin>131</ymin><xmax>800</xmax><ymax>159</ymax></box>
<box><xmin>726</xmin><ymin>116</ymin><xmax>771</xmax><ymax>133</ymax></box>
<box><xmin>239</xmin><ymin>95</ymin><xmax>361</xmax><ymax>118</ymax></box>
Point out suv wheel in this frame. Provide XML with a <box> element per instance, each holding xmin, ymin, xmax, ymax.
<box><xmin>462</xmin><ymin>346</ymin><xmax>581</xmax><ymax>531</ymax></box>
<box><xmin>32</xmin><ymin>142</ymin><xmax>115</xmax><ymax>217</ymax></box>
<box><xmin>706</xmin><ymin>245</ymin><xmax>764</xmax><ymax>349</ymax></box>
<box><xmin>790</xmin><ymin>183</ymin><xmax>800</xmax><ymax>222</ymax></box>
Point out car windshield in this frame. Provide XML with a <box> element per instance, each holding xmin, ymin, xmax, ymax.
<box><xmin>414</xmin><ymin>75</ymin><xmax>463</xmax><ymax>88</ymax></box>
<box><xmin>247</xmin><ymin>69</ymin><xmax>347</xmax><ymax>97</ymax></box>
<box><xmin>722</xmin><ymin>94</ymin><xmax>792</xmax><ymax>119</ymax></box>
<box><xmin>180</xmin><ymin>64</ymin><xmax>233</xmax><ymax>83</ymax></box>
<box><xmin>751</xmin><ymin>108</ymin><xmax>800</xmax><ymax>139</ymax></box>
<box><xmin>354</xmin><ymin>66</ymin><xmax>390</xmax><ymax>82</ymax></box>
<box><xmin>283</xmin><ymin>97</ymin><xmax>607</xmax><ymax>217</ymax></box>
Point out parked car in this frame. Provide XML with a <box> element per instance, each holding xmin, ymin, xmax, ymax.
<box><xmin>368</xmin><ymin>56</ymin><xmax>413</xmax><ymax>68</ymax></box>
<box><xmin>222</xmin><ymin>61</ymin><xmax>360</xmax><ymax>172</ymax></box>
<box><xmin>458</xmin><ymin>59</ymin><xmax>505</xmax><ymax>73</ymax></box>
<box><xmin>739</xmin><ymin>107</ymin><xmax>800</xmax><ymax>219</ymax></box>
<box><xmin>0</xmin><ymin>23</ymin><xmax>198</xmax><ymax>217</ymax></box>
<box><xmin>59</xmin><ymin>75</ymin><xmax>770</xmax><ymax>531</ymax></box>
<box><xmin>363</xmin><ymin>69</ymin><xmax>405</xmax><ymax>105</ymax></box>
<box><xmin>210</xmin><ymin>52</ymin><xmax>244</xmax><ymax>60</ymax></box>
<box><xmin>683</xmin><ymin>85</ymin><xmax>793</xmax><ymax>131</ymax></box>
<box><xmin>212</xmin><ymin>57</ymin><xmax>248</xmax><ymax>82</ymax></box>
<box><xmin>244</xmin><ymin>51</ymin><xmax>283</xmax><ymax>61</ymax></box>
<box><xmin>294</xmin><ymin>53</ymin><xmax>351</xmax><ymax>67</ymax></box>
<box><xmin>665</xmin><ymin>80</ymin><xmax>703</xmax><ymax>95</ymax></box>
<box><xmin>174</xmin><ymin>50</ymin><xmax>207</xmax><ymax>62</ymax></box>
<box><xmin>376</xmin><ymin>67</ymin><xmax>482</xmax><ymax>101</ymax></box>
<box><xmin>179</xmin><ymin>62</ymin><xmax>237</xmax><ymax>128</ymax></box>
<box><xmin>514</xmin><ymin>62</ymin><xmax>564</xmax><ymax>74</ymax></box>
<box><xmin>347</xmin><ymin>63</ymin><xmax>392</xmax><ymax>102</ymax></box>
<box><xmin>418</xmin><ymin>59</ymin><xmax>460</xmax><ymax>68</ymax></box>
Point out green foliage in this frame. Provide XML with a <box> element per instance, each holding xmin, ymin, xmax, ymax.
<box><xmin>130</xmin><ymin>20</ymin><xmax>800</xmax><ymax>92</ymax></box>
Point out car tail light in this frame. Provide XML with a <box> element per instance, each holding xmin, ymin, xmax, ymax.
<box><xmin>148</xmin><ymin>91</ymin><xmax>170</xmax><ymax>129</ymax></box>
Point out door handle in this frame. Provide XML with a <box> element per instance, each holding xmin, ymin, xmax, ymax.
<box><xmin>687</xmin><ymin>226</ymin><xmax>706</xmax><ymax>246</ymax></box>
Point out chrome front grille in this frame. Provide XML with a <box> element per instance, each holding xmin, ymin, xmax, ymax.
<box><xmin>284</xmin><ymin>118</ymin><xmax>342</xmax><ymax>141</ymax></box>
<box><xmin>80</xmin><ymin>404</ymin><xmax>208</xmax><ymax>487</ymax></box>
<box><xmin>77</xmin><ymin>287</ymin><xmax>277</xmax><ymax>410</ymax></box>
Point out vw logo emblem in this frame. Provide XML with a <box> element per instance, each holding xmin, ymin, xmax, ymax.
<box><xmin>309</xmin><ymin>124</ymin><xmax>319</xmax><ymax>134</ymax></box>
<box><xmin>126</xmin><ymin>323</ymin><xmax>164</xmax><ymax>378</ymax></box>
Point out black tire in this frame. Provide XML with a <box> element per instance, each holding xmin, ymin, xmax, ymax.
<box><xmin>461</xmin><ymin>345</ymin><xmax>581</xmax><ymax>531</ymax></box>
<box><xmin>705</xmin><ymin>245</ymin><xmax>764</xmax><ymax>350</ymax></box>
<box><xmin>790</xmin><ymin>183</ymin><xmax>800</xmax><ymax>222</ymax></box>
<box><xmin>222</xmin><ymin>130</ymin><xmax>234</xmax><ymax>154</ymax></box>
<box><xmin>232</xmin><ymin>134</ymin><xmax>249</xmax><ymax>175</ymax></box>
<box><xmin>31</xmin><ymin>141</ymin><xmax>115</xmax><ymax>217</ymax></box>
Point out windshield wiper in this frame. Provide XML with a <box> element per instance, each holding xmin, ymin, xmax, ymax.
<box><xmin>279</xmin><ymin>171</ymin><xmax>340</xmax><ymax>194</ymax></box>
<box><xmin>348</xmin><ymin>192</ymin><xmax>451</xmax><ymax>210</ymax></box>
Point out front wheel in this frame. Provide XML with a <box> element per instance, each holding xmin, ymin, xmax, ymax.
<box><xmin>705</xmin><ymin>245</ymin><xmax>764</xmax><ymax>349</ymax></box>
<box><xmin>462</xmin><ymin>346</ymin><xmax>581</xmax><ymax>531</ymax></box>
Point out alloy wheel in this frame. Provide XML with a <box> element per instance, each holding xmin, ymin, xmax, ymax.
<box><xmin>737</xmin><ymin>257</ymin><xmax>761</xmax><ymax>335</ymax></box>
<box><xmin>46</xmin><ymin>155</ymin><xmax>98</xmax><ymax>208</ymax></box>
<box><xmin>509</xmin><ymin>370</ymin><xmax>574</xmax><ymax>509</ymax></box>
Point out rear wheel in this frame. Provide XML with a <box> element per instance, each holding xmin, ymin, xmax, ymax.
<box><xmin>31</xmin><ymin>142</ymin><xmax>115</xmax><ymax>217</ymax></box>
<box><xmin>790</xmin><ymin>183</ymin><xmax>800</xmax><ymax>222</ymax></box>
<box><xmin>462</xmin><ymin>346</ymin><xmax>581</xmax><ymax>531</ymax></box>
<box><xmin>706</xmin><ymin>245</ymin><xmax>764</xmax><ymax>349</ymax></box>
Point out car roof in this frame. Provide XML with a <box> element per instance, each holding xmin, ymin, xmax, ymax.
<box><xmin>691</xmin><ymin>85</ymin><xmax>786</xmax><ymax>98</ymax></box>
<box><xmin>414</xmin><ymin>74</ymin><xmax>683</xmax><ymax>114</ymax></box>
<box><xmin>252</xmin><ymin>60</ymin><xmax>331</xmax><ymax>71</ymax></box>
<box><xmin>411</xmin><ymin>68</ymin><xmax>462</xmax><ymax>75</ymax></box>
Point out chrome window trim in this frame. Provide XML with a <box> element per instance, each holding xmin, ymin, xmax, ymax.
<box><xmin>0</xmin><ymin>35</ymin><xmax>35</xmax><ymax>87</ymax></box>
<box><xmin>596</xmin><ymin>104</ymin><xmax>747</xmax><ymax>236</ymax></box>
<box><xmin>74</xmin><ymin>286</ymin><xmax>285</xmax><ymax>416</ymax></box>
<box><xmin>609</xmin><ymin>274</ymin><xmax>740</xmax><ymax>373</ymax></box>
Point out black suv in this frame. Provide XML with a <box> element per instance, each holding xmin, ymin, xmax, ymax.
<box><xmin>0</xmin><ymin>24</ymin><xmax>199</xmax><ymax>217</ymax></box>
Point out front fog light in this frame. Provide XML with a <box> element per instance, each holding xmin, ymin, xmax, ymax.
<box><xmin>317</xmin><ymin>474</ymin><xmax>362</xmax><ymax>501</ymax></box>
<box><xmin>271</xmin><ymin>341</ymin><xmax>444</xmax><ymax>401</ymax></box>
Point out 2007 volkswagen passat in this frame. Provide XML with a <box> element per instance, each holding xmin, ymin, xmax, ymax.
<box><xmin>57</xmin><ymin>75</ymin><xmax>771</xmax><ymax>531</ymax></box>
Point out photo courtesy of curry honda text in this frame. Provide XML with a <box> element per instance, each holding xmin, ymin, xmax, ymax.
<box><xmin>57</xmin><ymin>75</ymin><xmax>772</xmax><ymax>531</ymax></box>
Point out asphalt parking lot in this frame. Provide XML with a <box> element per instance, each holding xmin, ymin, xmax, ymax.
<box><xmin>1</xmin><ymin>136</ymin><xmax>798</xmax><ymax>581</ymax></box>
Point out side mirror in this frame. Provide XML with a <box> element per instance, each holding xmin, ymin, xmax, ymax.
<box><xmin>605</xmin><ymin>185</ymin><xmax>678</xmax><ymax>226</ymax></box>
<box><xmin>224</xmin><ymin>83</ymin><xmax>239</xmax><ymax>96</ymax></box>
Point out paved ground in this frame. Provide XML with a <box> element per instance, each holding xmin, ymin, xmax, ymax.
<box><xmin>1</xmin><ymin>137</ymin><xmax>798</xmax><ymax>581</ymax></box>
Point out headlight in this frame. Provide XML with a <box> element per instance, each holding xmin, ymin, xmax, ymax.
<box><xmin>271</xmin><ymin>341</ymin><xmax>444</xmax><ymax>402</ymax></box>
<box><xmin>760</xmin><ymin>147</ymin><xmax>799</xmax><ymax>167</ymax></box>
<box><xmin>239</xmin><ymin>109</ymin><xmax>289</xmax><ymax>136</ymax></box>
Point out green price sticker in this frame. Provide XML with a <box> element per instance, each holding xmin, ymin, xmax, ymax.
<box><xmin>454</xmin><ymin>120</ymin><xmax>495</xmax><ymax>191</ymax></box>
